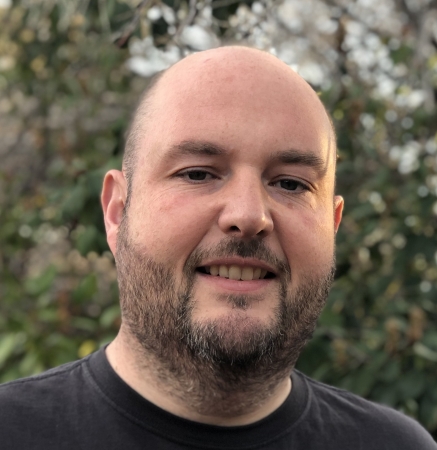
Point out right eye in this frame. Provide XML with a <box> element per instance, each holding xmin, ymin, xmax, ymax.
<box><xmin>176</xmin><ymin>169</ymin><xmax>216</xmax><ymax>182</ymax></box>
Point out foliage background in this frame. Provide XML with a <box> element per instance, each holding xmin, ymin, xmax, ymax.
<box><xmin>1</xmin><ymin>0</ymin><xmax>436</xmax><ymax>439</ymax></box>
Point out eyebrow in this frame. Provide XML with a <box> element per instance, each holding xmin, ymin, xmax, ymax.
<box><xmin>269</xmin><ymin>149</ymin><xmax>328</xmax><ymax>177</ymax></box>
<box><xmin>167</xmin><ymin>140</ymin><xmax>226</xmax><ymax>158</ymax></box>
<box><xmin>166</xmin><ymin>140</ymin><xmax>328</xmax><ymax>176</ymax></box>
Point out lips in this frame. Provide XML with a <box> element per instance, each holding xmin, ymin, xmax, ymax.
<box><xmin>197</xmin><ymin>264</ymin><xmax>274</xmax><ymax>281</ymax></box>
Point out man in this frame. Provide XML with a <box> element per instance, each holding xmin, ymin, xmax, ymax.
<box><xmin>1</xmin><ymin>46</ymin><xmax>436</xmax><ymax>449</ymax></box>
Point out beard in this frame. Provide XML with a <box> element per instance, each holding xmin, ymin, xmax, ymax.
<box><xmin>115</xmin><ymin>214</ymin><xmax>335</xmax><ymax>407</ymax></box>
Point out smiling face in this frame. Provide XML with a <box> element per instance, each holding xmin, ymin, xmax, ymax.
<box><xmin>102</xmin><ymin>47</ymin><xmax>343</xmax><ymax>384</ymax></box>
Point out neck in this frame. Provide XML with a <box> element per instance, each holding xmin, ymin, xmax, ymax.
<box><xmin>106</xmin><ymin>330</ymin><xmax>292</xmax><ymax>426</ymax></box>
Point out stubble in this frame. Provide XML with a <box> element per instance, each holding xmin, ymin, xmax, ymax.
<box><xmin>115</xmin><ymin>216</ymin><xmax>335</xmax><ymax>415</ymax></box>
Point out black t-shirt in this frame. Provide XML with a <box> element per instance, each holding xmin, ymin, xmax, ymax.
<box><xmin>0</xmin><ymin>347</ymin><xmax>435</xmax><ymax>449</ymax></box>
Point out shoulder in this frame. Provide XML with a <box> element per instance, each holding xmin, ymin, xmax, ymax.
<box><xmin>296</xmin><ymin>371</ymin><xmax>437</xmax><ymax>449</ymax></box>
<box><xmin>0</xmin><ymin>356</ymin><xmax>91</xmax><ymax>413</ymax></box>
<box><xmin>0</xmin><ymin>357</ymin><xmax>95</xmax><ymax>449</ymax></box>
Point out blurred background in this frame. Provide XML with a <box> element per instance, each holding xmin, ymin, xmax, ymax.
<box><xmin>1</xmin><ymin>0</ymin><xmax>436</xmax><ymax>438</ymax></box>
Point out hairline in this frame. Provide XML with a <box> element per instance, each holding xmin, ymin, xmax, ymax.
<box><xmin>122</xmin><ymin>70</ymin><xmax>165</xmax><ymax>203</ymax></box>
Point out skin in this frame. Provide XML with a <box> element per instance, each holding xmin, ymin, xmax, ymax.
<box><xmin>101</xmin><ymin>46</ymin><xmax>344</xmax><ymax>426</ymax></box>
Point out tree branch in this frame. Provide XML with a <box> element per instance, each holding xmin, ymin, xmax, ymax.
<box><xmin>114</xmin><ymin>0</ymin><xmax>153</xmax><ymax>48</ymax></box>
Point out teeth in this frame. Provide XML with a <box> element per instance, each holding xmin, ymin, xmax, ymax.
<box><xmin>210</xmin><ymin>265</ymin><xmax>219</xmax><ymax>276</ymax></box>
<box><xmin>219</xmin><ymin>265</ymin><xmax>229</xmax><ymax>278</ymax></box>
<box><xmin>229</xmin><ymin>265</ymin><xmax>241</xmax><ymax>280</ymax></box>
<box><xmin>207</xmin><ymin>265</ymin><xmax>269</xmax><ymax>281</ymax></box>
<box><xmin>241</xmin><ymin>267</ymin><xmax>254</xmax><ymax>281</ymax></box>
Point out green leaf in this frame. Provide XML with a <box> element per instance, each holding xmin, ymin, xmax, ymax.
<box><xmin>379</xmin><ymin>360</ymin><xmax>401</xmax><ymax>383</ymax></box>
<box><xmin>62</xmin><ymin>184</ymin><xmax>88</xmax><ymax>220</ymax></box>
<box><xmin>419</xmin><ymin>396</ymin><xmax>437</xmax><ymax>430</ymax></box>
<box><xmin>18</xmin><ymin>351</ymin><xmax>40</xmax><ymax>375</ymax></box>
<box><xmin>396</xmin><ymin>371</ymin><xmax>427</xmax><ymax>401</ymax></box>
<box><xmin>70</xmin><ymin>317</ymin><xmax>97</xmax><ymax>332</ymax></box>
<box><xmin>37</xmin><ymin>308</ymin><xmax>58</xmax><ymax>323</ymax></box>
<box><xmin>25</xmin><ymin>265</ymin><xmax>57</xmax><ymax>296</ymax></box>
<box><xmin>0</xmin><ymin>333</ymin><xmax>17</xmax><ymax>367</ymax></box>
<box><xmin>319</xmin><ymin>308</ymin><xmax>343</xmax><ymax>328</ymax></box>
<box><xmin>413</xmin><ymin>343</ymin><xmax>437</xmax><ymax>362</ymax></box>
<box><xmin>99</xmin><ymin>304</ymin><xmax>120</xmax><ymax>328</ymax></box>
<box><xmin>72</xmin><ymin>274</ymin><xmax>97</xmax><ymax>303</ymax></box>
<box><xmin>75</xmin><ymin>225</ymin><xmax>99</xmax><ymax>255</ymax></box>
<box><xmin>351</xmin><ymin>352</ymin><xmax>387</xmax><ymax>397</ymax></box>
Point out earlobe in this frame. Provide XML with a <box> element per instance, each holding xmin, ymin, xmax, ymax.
<box><xmin>101</xmin><ymin>170</ymin><xmax>127</xmax><ymax>255</ymax></box>
<box><xmin>334</xmin><ymin>195</ymin><xmax>344</xmax><ymax>233</ymax></box>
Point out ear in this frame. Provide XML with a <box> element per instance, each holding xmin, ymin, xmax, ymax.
<box><xmin>334</xmin><ymin>195</ymin><xmax>344</xmax><ymax>234</ymax></box>
<box><xmin>101</xmin><ymin>170</ymin><xmax>127</xmax><ymax>255</ymax></box>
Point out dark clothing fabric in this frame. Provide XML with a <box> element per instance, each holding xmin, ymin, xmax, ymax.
<box><xmin>0</xmin><ymin>348</ymin><xmax>435</xmax><ymax>449</ymax></box>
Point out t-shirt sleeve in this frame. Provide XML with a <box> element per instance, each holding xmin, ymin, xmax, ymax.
<box><xmin>302</xmin><ymin>374</ymin><xmax>437</xmax><ymax>450</ymax></box>
<box><xmin>373</xmin><ymin>404</ymin><xmax>437</xmax><ymax>449</ymax></box>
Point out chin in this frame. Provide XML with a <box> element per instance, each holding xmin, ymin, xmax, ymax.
<box><xmin>185</xmin><ymin>304</ymin><xmax>283</xmax><ymax>363</ymax></box>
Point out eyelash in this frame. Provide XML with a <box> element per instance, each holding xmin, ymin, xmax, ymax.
<box><xmin>176</xmin><ymin>169</ymin><xmax>217</xmax><ymax>182</ymax></box>
<box><xmin>270</xmin><ymin>179</ymin><xmax>310</xmax><ymax>193</ymax></box>
<box><xmin>176</xmin><ymin>169</ymin><xmax>310</xmax><ymax>193</ymax></box>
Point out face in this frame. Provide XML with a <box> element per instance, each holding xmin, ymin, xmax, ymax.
<box><xmin>102</xmin><ymin>49</ymin><xmax>343</xmax><ymax>383</ymax></box>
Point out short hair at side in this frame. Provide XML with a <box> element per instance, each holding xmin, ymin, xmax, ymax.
<box><xmin>122</xmin><ymin>70</ymin><xmax>166</xmax><ymax>196</ymax></box>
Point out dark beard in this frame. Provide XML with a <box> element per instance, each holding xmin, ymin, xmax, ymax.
<box><xmin>115</xmin><ymin>216</ymin><xmax>335</xmax><ymax>407</ymax></box>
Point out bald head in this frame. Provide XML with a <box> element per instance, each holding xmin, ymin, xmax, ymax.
<box><xmin>123</xmin><ymin>46</ymin><xmax>336</xmax><ymax>191</ymax></box>
<box><xmin>103</xmin><ymin>47</ymin><xmax>344</xmax><ymax>405</ymax></box>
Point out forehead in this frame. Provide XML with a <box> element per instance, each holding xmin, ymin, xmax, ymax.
<box><xmin>137</xmin><ymin>49</ymin><xmax>334</xmax><ymax>170</ymax></box>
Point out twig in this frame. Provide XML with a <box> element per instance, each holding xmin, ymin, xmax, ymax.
<box><xmin>114</xmin><ymin>0</ymin><xmax>153</xmax><ymax>48</ymax></box>
<box><xmin>175</xmin><ymin>0</ymin><xmax>198</xmax><ymax>39</ymax></box>
<box><xmin>98</xmin><ymin>0</ymin><xmax>112</xmax><ymax>33</ymax></box>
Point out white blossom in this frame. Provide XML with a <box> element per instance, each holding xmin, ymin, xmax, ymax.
<box><xmin>180</xmin><ymin>25</ymin><xmax>220</xmax><ymax>51</ymax></box>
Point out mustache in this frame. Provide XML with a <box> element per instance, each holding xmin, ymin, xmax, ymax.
<box><xmin>184</xmin><ymin>237</ymin><xmax>291</xmax><ymax>281</ymax></box>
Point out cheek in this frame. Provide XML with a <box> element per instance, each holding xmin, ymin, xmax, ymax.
<box><xmin>279</xmin><ymin>205</ymin><xmax>335</xmax><ymax>268</ymax></box>
<box><xmin>129</xmin><ymin>191</ymin><xmax>216</xmax><ymax>263</ymax></box>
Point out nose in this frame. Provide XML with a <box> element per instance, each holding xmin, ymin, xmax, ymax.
<box><xmin>217</xmin><ymin>171</ymin><xmax>274</xmax><ymax>238</ymax></box>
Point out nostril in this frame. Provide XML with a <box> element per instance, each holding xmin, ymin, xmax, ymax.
<box><xmin>229</xmin><ymin>226</ymin><xmax>240</xmax><ymax>232</ymax></box>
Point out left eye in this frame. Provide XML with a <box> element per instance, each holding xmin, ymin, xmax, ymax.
<box><xmin>178</xmin><ymin>170</ymin><xmax>214</xmax><ymax>181</ymax></box>
<box><xmin>273</xmin><ymin>179</ymin><xmax>307</xmax><ymax>191</ymax></box>
<box><xmin>187</xmin><ymin>170</ymin><xmax>208</xmax><ymax>180</ymax></box>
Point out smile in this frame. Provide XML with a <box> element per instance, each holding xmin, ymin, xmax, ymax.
<box><xmin>197</xmin><ymin>265</ymin><xmax>275</xmax><ymax>281</ymax></box>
